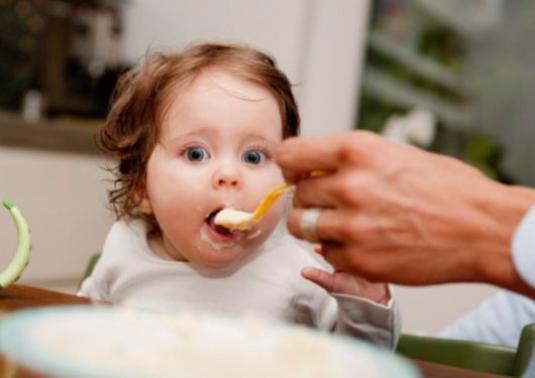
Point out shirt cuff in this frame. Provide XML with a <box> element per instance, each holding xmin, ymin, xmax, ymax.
<box><xmin>332</xmin><ymin>289</ymin><xmax>401</xmax><ymax>349</ymax></box>
<box><xmin>512</xmin><ymin>203</ymin><xmax>535</xmax><ymax>289</ymax></box>
<box><xmin>332</xmin><ymin>283</ymin><xmax>394</xmax><ymax>308</ymax></box>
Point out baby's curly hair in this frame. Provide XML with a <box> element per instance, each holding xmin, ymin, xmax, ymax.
<box><xmin>98</xmin><ymin>42</ymin><xmax>300</xmax><ymax>233</ymax></box>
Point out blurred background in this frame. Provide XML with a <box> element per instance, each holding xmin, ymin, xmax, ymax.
<box><xmin>1</xmin><ymin>0</ymin><xmax>533</xmax><ymax>334</ymax></box>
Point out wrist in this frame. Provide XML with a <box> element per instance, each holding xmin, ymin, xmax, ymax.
<box><xmin>373</xmin><ymin>284</ymin><xmax>391</xmax><ymax>306</ymax></box>
<box><xmin>477</xmin><ymin>184</ymin><xmax>535</xmax><ymax>295</ymax></box>
<box><xmin>512</xmin><ymin>202</ymin><xmax>535</xmax><ymax>292</ymax></box>
<box><xmin>356</xmin><ymin>283</ymin><xmax>391</xmax><ymax>306</ymax></box>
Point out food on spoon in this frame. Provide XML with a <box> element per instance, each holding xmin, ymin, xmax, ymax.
<box><xmin>214</xmin><ymin>208</ymin><xmax>255</xmax><ymax>231</ymax></box>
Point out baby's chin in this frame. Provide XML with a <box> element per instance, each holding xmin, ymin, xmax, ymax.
<box><xmin>194</xmin><ymin>231</ymin><xmax>253</xmax><ymax>266</ymax></box>
<box><xmin>185</xmin><ymin>246</ymin><xmax>249</xmax><ymax>271</ymax></box>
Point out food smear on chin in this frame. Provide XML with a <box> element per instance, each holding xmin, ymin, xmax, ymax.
<box><xmin>246</xmin><ymin>229</ymin><xmax>262</xmax><ymax>240</ymax></box>
<box><xmin>199</xmin><ymin>227</ymin><xmax>238</xmax><ymax>251</ymax></box>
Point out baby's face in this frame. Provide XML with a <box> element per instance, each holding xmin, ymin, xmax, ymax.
<box><xmin>141</xmin><ymin>68</ymin><xmax>286</xmax><ymax>269</ymax></box>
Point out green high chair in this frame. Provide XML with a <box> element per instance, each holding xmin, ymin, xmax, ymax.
<box><xmin>78</xmin><ymin>253</ymin><xmax>101</xmax><ymax>290</ymax></box>
<box><xmin>396</xmin><ymin>323</ymin><xmax>535</xmax><ymax>376</ymax></box>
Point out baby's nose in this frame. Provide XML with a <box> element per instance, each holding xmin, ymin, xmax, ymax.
<box><xmin>212</xmin><ymin>168</ymin><xmax>242</xmax><ymax>189</ymax></box>
<box><xmin>217</xmin><ymin>177</ymin><xmax>239</xmax><ymax>187</ymax></box>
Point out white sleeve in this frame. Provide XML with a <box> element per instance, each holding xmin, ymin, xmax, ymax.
<box><xmin>332</xmin><ymin>291</ymin><xmax>401</xmax><ymax>350</ymax></box>
<box><xmin>289</xmin><ymin>279</ymin><xmax>400</xmax><ymax>350</ymax></box>
<box><xmin>512</xmin><ymin>203</ymin><xmax>535</xmax><ymax>289</ymax></box>
<box><xmin>285</xmin><ymin>240</ymin><xmax>401</xmax><ymax>350</ymax></box>
<box><xmin>438</xmin><ymin>290</ymin><xmax>535</xmax><ymax>347</ymax></box>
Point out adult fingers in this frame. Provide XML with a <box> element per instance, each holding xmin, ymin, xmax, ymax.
<box><xmin>292</xmin><ymin>173</ymin><xmax>342</xmax><ymax>208</ymax></box>
<box><xmin>287</xmin><ymin>208</ymin><xmax>356</xmax><ymax>243</ymax></box>
<box><xmin>274</xmin><ymin>135</ymin><xmax>347</xmax><ymax>183</ymax></box>
<box><xmin>275</xmin><ymin>131</ymin><xmax>383</xmax><ymax>183</ymax></box>
<box><xmin>301</xmin><ymin>267</ymin><xmax>335</xmax><ymax>293</ymax></box>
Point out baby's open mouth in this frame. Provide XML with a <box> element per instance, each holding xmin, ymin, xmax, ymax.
<box><xmin>205</xmin><ymin>209</ymin><xmax>234</xmax><ymax>237</ymax></box>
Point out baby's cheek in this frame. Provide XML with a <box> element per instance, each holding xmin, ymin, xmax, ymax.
<box><xmin>250</xmin><ymin>167</ymin><xmax>285</xmax><ymax>197</ymax></box>
<box><xmin>169</xmin><ymin>178</ymin><xmax>210</xmax><ymax>210</ymax></box>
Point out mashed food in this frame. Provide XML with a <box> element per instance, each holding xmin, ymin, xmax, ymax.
<box><xmin>22</xmin><ymin>307</ymin><xmax>385</xmax><ymax>378</ymax></box>
<box><xmin>214</xmin><ymin>209</ymin><xmax>254</xmax><ymax>230</ymax></box>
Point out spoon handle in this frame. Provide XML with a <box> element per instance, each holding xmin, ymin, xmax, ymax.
<box><xmin>251</xmin><ymin>183</ymin><xmax>290</xmax><ymax>221</ymax></box>
<box><xmin>250</xmin><ymin>171</ymin><xmax>326</xmax><ymax>222</ymax></box>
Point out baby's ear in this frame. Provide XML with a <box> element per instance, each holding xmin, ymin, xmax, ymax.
<box><xmin>134</xmin><ymin>189</ymin><xmax>153</xmax><ymax>214</ymax></box>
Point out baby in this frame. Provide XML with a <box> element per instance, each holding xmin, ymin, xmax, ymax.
<box><xmin>80</xmin><ymin>43</ymin><xmax>400</xmax><ymax>349</ymax></box>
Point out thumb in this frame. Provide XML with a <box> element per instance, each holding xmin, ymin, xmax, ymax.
<box><xmin>301</xmin><ymin>267</ymin><xmax>335</xmax><ymax>293</ymax></box>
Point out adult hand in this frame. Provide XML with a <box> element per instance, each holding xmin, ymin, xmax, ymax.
<box><xmin>275</xmin><ymin>131</ymin><xmax>535</xmax><ymax>297</ymax></box>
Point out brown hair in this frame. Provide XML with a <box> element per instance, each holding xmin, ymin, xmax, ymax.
<box><xmin>98</xmin><ymin>42</ymin><xmax>300</xmax><ymax>232</ymax></box>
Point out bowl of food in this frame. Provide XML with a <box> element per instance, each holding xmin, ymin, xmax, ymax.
<box><xmin>0</xmin><ymin>306</ymin><xmax>419</xmax><ymax>378</ymax></box>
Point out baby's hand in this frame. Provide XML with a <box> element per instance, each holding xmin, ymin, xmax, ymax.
<box><xmin>302</xmin><ymin>266</ymin><xmax>390</xmax><ymax>306</ymax></box>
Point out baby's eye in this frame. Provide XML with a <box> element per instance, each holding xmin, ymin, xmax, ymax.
<box><xmin>242</xmin><ymin>150</ymin><xmax>266</xmax><ymax>165</ymax></box>
<box><xmin>184</xmin><ymin>146</ymin><xmax>209</xmax><ymax>162</ymax></box>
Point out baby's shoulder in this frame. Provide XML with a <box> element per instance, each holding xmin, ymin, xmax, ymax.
<box><xmin>95</xmin><ymin>220</ymin><xmax>147</xmax><ymax>268</ymax></box>
<box><xmin>106</xmin><ymin>220</ymin><xmax>144</xmax><ymax>246</ymax></box>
